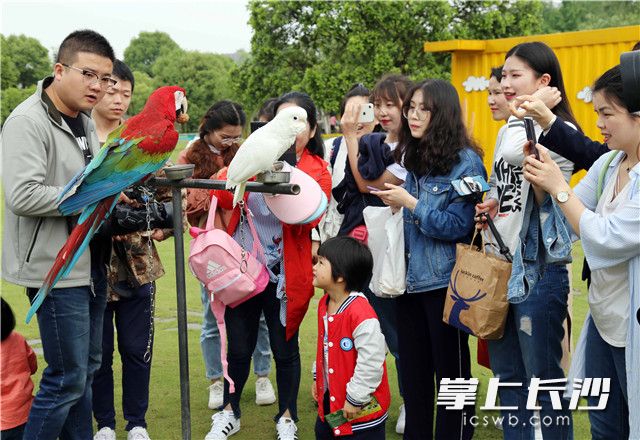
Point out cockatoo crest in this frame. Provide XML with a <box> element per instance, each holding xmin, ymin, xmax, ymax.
<box><xmin>226</xmin><ymin>105</ymin><xmax>308</xmax><ymax>206</ymax></box>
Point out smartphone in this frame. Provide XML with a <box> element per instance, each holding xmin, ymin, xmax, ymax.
<box><xmin>366</xmin><ymin>185</ymin><xmax>380</xmax><ymax>192</ymax></box>
<box><xmin>279</xmin><ymin>145</ymin><xmax>297</xmax><ymax>166</ymax></box>
<box><xmin>452</xmin><ymin>175</ymin><xmax>490</xmax><ymax>196</ymax></box>
<box><xmin>250</xmin><ymin>121</ymin><xmax>267</xmax><ymax>133</ymax></box>
<box><xmin>358</xmin><ymin>103</ymin><xmax>374</xmax><ymax>123</ymax></box>
<box><xmin>523</xmin><ymin>117</ymin><xmax>539</xmax><ymax>160</ymax></box>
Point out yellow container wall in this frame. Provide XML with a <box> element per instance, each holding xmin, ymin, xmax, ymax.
<box><xmin>439</xmin><ymin>25</ymin><xmax>640</xmax><ymax>185</ymax></box>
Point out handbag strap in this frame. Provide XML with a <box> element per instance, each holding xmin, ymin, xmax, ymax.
<box><xmin>469</xmin><ymin>228</ymin><xmax>487</xmax><ymax>256</ymax></box>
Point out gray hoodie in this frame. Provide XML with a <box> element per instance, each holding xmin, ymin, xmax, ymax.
<box><xmin>1</xmin><ymin>77</ymin><xmax>100</xmax><ymax>288</ymax></box>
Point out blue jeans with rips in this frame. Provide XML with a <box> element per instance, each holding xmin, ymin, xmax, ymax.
<box><xmin>23</xmin><ymin>268</ymin><xmax>107</xmax><ymax>440</ymax></box>
<box><xmin>488</xmin><ymin>263</ymin><xmax>573</xmax><ymax>440</ymax></box>
<box><xmin>584</xmin><ymin>319</ymin><xmax>629</xmax><ymax>440</ymax></box>
<box><xmin>200</xmin><ymin>285</ymin><xmax>272</xmax><ymax>379</ymax></box>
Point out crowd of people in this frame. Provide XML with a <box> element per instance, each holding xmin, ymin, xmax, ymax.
<box><xmin>1</xmin><ymin>28</ymin><xmax>638</xmax><ymax>440</ymax></box>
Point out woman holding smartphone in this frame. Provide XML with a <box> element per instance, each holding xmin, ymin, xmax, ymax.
<box><xmin>523</xmin><ymin>63</ymin><xmax>639</xmax><ymax>440</ymax></box>
<box><xmin>475</xmin><ymin>42</ymin><xmax>580</xmax><ymax>440</ymax></box>
<box><xmin>337</xmin><ymin>74</ymin><xmax>412</xmax><ymax>434</ymax></box>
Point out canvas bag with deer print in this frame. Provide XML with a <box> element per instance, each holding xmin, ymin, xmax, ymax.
<box><xmin>442</xmin><ymin>229</ymin><xmax>512</xmax><ymax>339</ymax></box>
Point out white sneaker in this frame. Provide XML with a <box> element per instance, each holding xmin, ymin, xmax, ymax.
<box><xmin>94</xmin><ymin>427</ymin><xmax>116</xmax><ymax>440</ymax></box>
<box><xmin>128</xmin><ymin>427</ymin><xmax>151</xmax><ymax>440</ymax></box>
<box><xmin>395</xmin><ymin>403</ymin><xmax>406</xmax><ymax>434</ymax></box>
<box><xmin>208</xmin><ymin>380</ymin><xmax>224</xmax><ymax>409</ymax></box>
<box><xmin>204</xmin><ymin>410</ymin><xmax>240</xmax><ymax>440</ymax></box>
<box><xmin>276</xmin><ymin>417</ymin><xmax>298</xmax><ymax>440</ymax></box>
<box><xmin>255</xmin><ymin>376</ymin><xmax>276</xmax><ymax>405</ymax></box>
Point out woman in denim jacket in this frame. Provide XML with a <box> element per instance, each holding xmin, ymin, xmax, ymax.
<box><xmin>373</xmin><ymin>79</ymin><xmax>484</xmax><ymax>440</ymax></box>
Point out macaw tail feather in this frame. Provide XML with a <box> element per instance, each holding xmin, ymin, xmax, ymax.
<box><xmin>25</xmin><ymin>196</ymin><xmax>118</xmax><ymax>323</ymax></box>
<box><xmin>232</xmin><ymin>182</ymin><xmax>246</xmax><ymax>207</ymax></box>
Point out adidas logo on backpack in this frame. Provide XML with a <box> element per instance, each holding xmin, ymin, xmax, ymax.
<box><xmin>207</xmin><ymin>260</ymin><xmax>225</xmax><ymax>279</ymax></box>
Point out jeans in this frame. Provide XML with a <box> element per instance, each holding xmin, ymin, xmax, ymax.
<box><xmin>584</xmin><ymin>319</ymin><xmax>629</xmax><ymax>439</ymax></box>
<box><xmin>396</xmin><ymin>288</ymin><xmax>474</xmax><ymax>440</ymax></box>
<box><xmin>92</xmin><ymin>282</ymin><xmax>154</xmax><ymax>431</ymax></box>
<box><xmin>23</xmin><ymin>268</ymin><xmax>107</xmax><ymax>440</ymax></box>
<box><xmin>1</xmin><ymin>424</ymin><xmax>25</xmax><ymax>440</ymax></box>
<box><xmin>488</xmin><ymin>263</ymin><xmax>572</xmax><ymax>440</ymax></box>
<box><xmin>200</xmin><ymin>285</ymin><xmax>272</xmax><ymax>379</ymax></box>
<box><xmin>363</xmin><ymin>288</ymin><xmax>403</xmax><ymax>397</ymax></box>
<box><xmin>223</xmin><ymin>280</ymin><xmax>300</xmax><ymax>421</ymax></box>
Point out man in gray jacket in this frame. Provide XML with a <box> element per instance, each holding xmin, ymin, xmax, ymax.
<box><xmin>1</xmin><ymin>29</ymin><xmax>115</xmax><ymax>440</ymax></box>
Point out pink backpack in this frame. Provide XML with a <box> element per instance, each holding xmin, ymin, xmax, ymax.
<box><xmin>188</xmin><ymin>195</ymin><xmax>269</xmax><ymax>392</ymax></box>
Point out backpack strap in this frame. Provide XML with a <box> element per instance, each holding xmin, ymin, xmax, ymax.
<box><xmin>329</xmin><ymin>136</ymin><xmax>342</xmax><ymax>168</ymax></box>
<box><xmin>596</xmin><ymin>151</ymin><xmax>621</xmax><ymax>202</ymax></box>
<box><xmin>210</xmin><ymin>297</ymin><xmax>235</xmax><ymax>393</ymax></box>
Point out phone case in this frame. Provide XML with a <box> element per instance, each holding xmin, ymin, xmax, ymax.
<box><xmin>359</xmin><ymin>104</ymin><xmax>374</xmax><ymax>123</ymax></box>
<box><xmin>451</xmin><ymin>176</ymin><xmax>490</xmax><ymax>196</ymax></box>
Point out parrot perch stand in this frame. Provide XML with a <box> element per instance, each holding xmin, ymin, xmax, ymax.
<box><xmin>146</xmin><ymin>165</ymin><xmax>299</xmax><ymax>440</ymax></box>
<box><xmin>254</xmin><ymin>161</ymin><xmax>291</xmax><ymax>185</ymax></box>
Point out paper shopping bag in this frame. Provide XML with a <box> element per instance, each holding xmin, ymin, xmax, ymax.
<box><xmin>443</xmin><ymin>231</ymin><xmax>511</xmax><ymax>339</ymax></box>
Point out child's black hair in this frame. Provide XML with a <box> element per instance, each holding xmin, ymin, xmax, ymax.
<box><xmin>317</xmin><ymin>236</ymin><xmax>373</xmax><ymax>292</ymax></box>
<box><xmin>1</xmin><ymin>298</ymin><xmax>16</xmax><ymax>341</ymax></box>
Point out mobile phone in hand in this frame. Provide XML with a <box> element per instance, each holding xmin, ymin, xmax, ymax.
<box><xmin>523</xmin><ymin>117</ymin><xmax>539</xmax><ymax>160</ymax></box>
<box><xmin>358</xmin><ymin>103</ymin><xmax>374</xmax><ymax>123</ymax></box>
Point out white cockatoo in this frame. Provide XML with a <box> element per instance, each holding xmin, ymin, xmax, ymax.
<box><xmin>226</xmin><ymin>105</ymin><xmax>308</xmax><ymax>206</ymax></box>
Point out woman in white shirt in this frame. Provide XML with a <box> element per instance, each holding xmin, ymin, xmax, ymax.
<box><xmin>475</xmin><ymin>42</ymin><xmax>580</xmax><ymax>440</ymax></box>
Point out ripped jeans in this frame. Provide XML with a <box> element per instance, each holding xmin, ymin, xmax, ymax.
<box><xmin>488</xmin><ymin>263</ymin><xmax>572</xmax><ymax>440</ymax></box>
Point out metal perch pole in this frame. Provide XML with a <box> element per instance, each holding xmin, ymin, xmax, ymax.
<box><xmin>147</xmin><ymin>172</ymin><xmax>299</xmax><ymax>440</ymax></box>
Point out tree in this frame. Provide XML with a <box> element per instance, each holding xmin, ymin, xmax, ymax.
<box><xmin>541</xmin><ymin>1</ymin><xmax>640</xmax><ymax>34</ymax></box>
<box><xmin>1</xmin><ymin>85</ymin><xmax>35</xmax><ymax>124</ymax></box>
<box><xmin>128</xmin><ymin>70</ymin><xmax>157</xmax><ymax>116</ymax></box>
<box><xmin>1</xmin><ymin>35</ymin><xmax>20</xmax><ymax>90</ymax></box>
<box><xmin>151</xmin><ymin>49</ymin><xmax>237</xmax><ymax>131</ymax></box>
<box><xmin>451</xmin><ymin>0</ymin><xmax>543</xmax><ymax>39</ymax></box>
<box><xmin>124</xmin><ymin>31</ymin><xmax>180</xmax><ymax>76</ymax></box>
<box><xmin>1</xmin><ymin>34</ymin><xmax>51</xmax><ymax>89</ymax></box>
<box><xmin>232</xmin><ymin>0</ymin><xmax>545</xmax><ymax>114</ymax></box>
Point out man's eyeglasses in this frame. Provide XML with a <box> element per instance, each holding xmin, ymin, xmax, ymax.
<box><xmin>62</xmin><ymin>64</ymin><xmax>117</xmax><ymax>88</ymax></box>
<box><xmin>220</xmin><ymin>137</ymin><xmax>243</xmax><ymax>146</ymax></box>
<box><xmin>402</xmin><ymin>107</ymin><xmax>430</xmax><ymax>121</ymax></box>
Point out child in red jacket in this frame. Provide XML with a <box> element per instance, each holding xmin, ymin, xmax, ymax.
<box><xmin>313</xmin><ymin>237</ymin><xmax>390</xmax><ymax>439</ymax></box>
<box><xmin>1</xmin><ymin>298</ymin><xmax>37</xmax><ymax>439</ymax></box>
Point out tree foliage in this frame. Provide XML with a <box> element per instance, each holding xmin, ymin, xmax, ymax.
<box><xmin>541</xmin><ymin>1</ymin><xmax>640</xmax><ymax>34</ymax></box>
<box><xmin>128</xmin><ymin>70</ymin><xmax>156</xmax><ymax>116</ymax></box>
<box><xmin>151</xmin><ymin>49</ymin><xmax>237</xmax><ymax>131</ymax></box>
<box><xmin>1</xmin><ymin>34</ymin><xmax>51</xmax><ymax>89</ymax></box>
<box><xmin>123</xmin><ymin>31</ymin><xmax>180</xmax><ymax>76</ymax></box>
<box><xmin>231</xmin><ymin>0</ymin><xmax>545</xmax><ymax>114</ymax></box>
<box><xmin>1</xmin><ymin>85</ymin><xmax>35</xmax><ymax>124</ymax></box>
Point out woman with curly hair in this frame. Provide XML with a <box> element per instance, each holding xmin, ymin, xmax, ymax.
<box><xmin>372</xmin><ymin>79</ymin><xmax>485</xmax><ymax>439</ymax></box>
